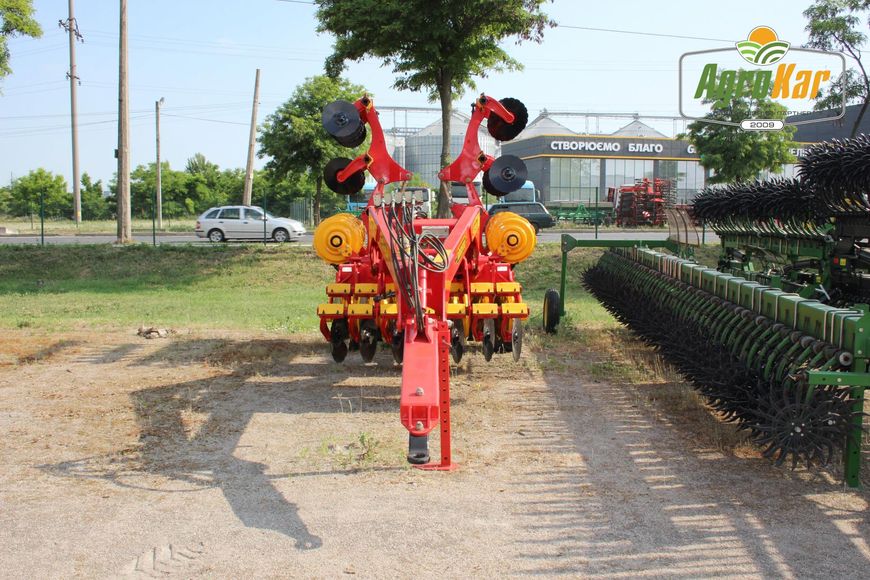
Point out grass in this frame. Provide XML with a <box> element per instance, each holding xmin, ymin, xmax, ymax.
<box><xmin>0</xmin><ymin>244</ymin><xmax>334</xmax><ymax>332</ymax></box>
<box><xmin>0</xmin><ymin>241</ymin><xmax>615</xmax><ymax>333</ymax></box>
<box><xmin>0</xmin><ymin>217</ymin><xmax>196</xmax><ymax>235</ymax></box>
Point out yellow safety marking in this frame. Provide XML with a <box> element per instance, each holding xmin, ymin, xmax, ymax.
<box><xmin>385</xmin><ymin>283</ymin><xmax>396</xmax><ymax>292</ymax></box>
<box><xmin>317</xmin><ymin>303</ymin><xmax>345</xmax><ymax>316</ymax></box>
<box><xmin>381</xmin><ymin>303</ymin><xmax>398</xmax><ymax>316</ymax></box>
<box><xmin>472</xmin><ymin>303</ymin><xmax>499</xmax><ymax>316</ymax></box>
<box><xmin>496</xmin><ymin>282</ymin><xmax>521</xmax><ymax>294</ymax></box>
<box><xmin>446</xmin><ymin>303</ymin><xmax>467</xmax><ymax>316</ymax></box>
<box><xmin>354</xmin><ymin>283</ymin><xmax>378</xmax><ymax>295</ymax></box>
<box><xmin>326</xmin><ymin>283</ymin><xmax>352</xmax><ymax>295</ymax></box>
<box><xmin>347</xmin><ymin>303</ymin><xmax>374</xmax><ymax>317</ymax></box>
<box><xmin>501</xmin><ymin>303</ymin><xmax>529</xmax><ymax>316</ymax></box>
<box><xmin>450</xmin><ymin>282</ymin><xmax>466</xmax><ymax>293</ymax></box>
<box><xmin>470</xmin><ymin>282</ymin><xmax>495</xmax><ymax>294</ymax></box>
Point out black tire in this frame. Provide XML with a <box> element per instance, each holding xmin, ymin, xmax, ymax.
<box><xmin>272</xmin><ymin>228</ymin><xmax>289</xmax><ymax>243</ymax></box>
<box><xmin>533</xmin><ymin>223</ymin><xmax>540</xmax><ymax>234</ymax></box>
<box><xmin>207</xmin><ymin>229</ymin><xmax>225</xmax><ymax>243</ymax></box>
<box><xmin>543</xmin><ymin>288</ymin><xmax>561</xmax><ymax>334</ymax></box>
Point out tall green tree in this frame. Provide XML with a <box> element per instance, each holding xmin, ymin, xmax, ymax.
<box><xmin>315</xmin><ymin>0</ymin><xmax>552</xmax><ymax>217</ymax></box>
<box><xmin>8</xmin><ymin>168</ymin><xmax>70</xmax><ymax>218</ymax></box>
<box><xmin>80</xmin><ymin>173</ymin><xmax>109</xmax><ymax>220</ymax></box>
<box><xmin>685</xmin><ymin>95</ymin><xmax>796</xmax><ymax>184</ymax></box>
<box><xmin>0</xmin><ymin>184</ymin><xmax>10</xmax><ymax>215</ymax></box>
<box><xmin>804</xmin><ymin>0</ymin><xmax>869</xmax><ymax>137</ymax></box>
<box><xmin>0</xmin><ymin>0</ymin><xmax>42</xmax><ymax>80</ymax></box>
<box><xmin>258</xmin><ymin>75</ymin><xmax>366</xmax><ymax>223</ymax></box>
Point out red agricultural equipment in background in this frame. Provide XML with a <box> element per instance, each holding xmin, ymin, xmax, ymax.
<box><xmin>313</xmin><ymin>94</ymin><xmax>535</xmax><ymax>469</ymax></box>
<box><xmin>608</xmin><ymin>177</ymin><xmax>674</xmax><ymax>227</ymax></box>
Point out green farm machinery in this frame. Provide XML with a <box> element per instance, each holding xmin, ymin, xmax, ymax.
<box><xmin>546</xmin><ymin>135</ymin><xmax>870</xmax><ymax>487</ymax></box>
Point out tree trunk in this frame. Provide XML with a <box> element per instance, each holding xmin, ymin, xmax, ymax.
<box><xmin>314</xmin><ymin>177</ymin><xmax>322</xmax><ymax>225</ymax></box>
<box><xmin>436</xmin><ymin>77</ymin><xmax>453</xmax><ymax>218</ymax></box>
<box><xmin>851</xmin><ymin>97</ymin><xmax>869</xmax><ymax>139</ymax></box>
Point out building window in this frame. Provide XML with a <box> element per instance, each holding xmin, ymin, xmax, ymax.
<box><xmin>674</xmin><ymin>160</ymin><xmax>705</xmax><ymax>203</ymax></box>
<box><xmin>605</xmin><ymin>159</ymin><xmax>653</xmax><ymax>192</ymax></box>
<box><xmin>549</xmin><ymin>158</ymin><xmax>600</xmax><ymax>203</ymax></box>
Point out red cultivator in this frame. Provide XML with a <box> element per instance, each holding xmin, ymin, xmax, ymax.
<box><xmin>314</xmin><ymin>94</ymin><xmax>535</xmax><ymax>469</ymax></box>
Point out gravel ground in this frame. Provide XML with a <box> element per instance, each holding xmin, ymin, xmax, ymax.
<box><xmin>0</xmin><ymin>330</ymin><xmax>867</xmax><ymax>578</ymax></box>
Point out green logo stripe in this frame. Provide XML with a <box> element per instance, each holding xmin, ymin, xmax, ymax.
<box><xmin>755</xmin><ymin>41</ymin><xmax>790</xmax><ymax>65</ymax></box>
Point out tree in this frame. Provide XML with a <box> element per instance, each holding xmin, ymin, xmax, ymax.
<box><xmin>259</xmin><ymin>75</ymin><xmax>366</xmax><ymax>223</ymax></box>
<box><xmin>315</xmin><ymin>0</ymin><xmax>551</xmax><ymax>217</ymax></box>
<box><xmin>81</xmin><ymin>173</ymin><xmax>110</xmax><ymax>220</ymax></box>
<box><xmin>0</xmin><ymin>0</ymin><xmax>42</xmax><ymax>81</ymax></box>
<box><xmin>8</xmin><ymin>168</ymin><xmax>70</xmax><ymax>218</ymax></box>
<box><xmin>0</xmin><ymin>184</ymin><xmax>10</xmax><ymax>214</ymax></box>
<box><xmin>804</xmin><ymin>0</ymin><xmax>869</xmax><ymax>137</ymax></box>
<box><xmin>685</xmin><ymin>95</ymin><xmax>796</xmax><ymax>184</ymax></box>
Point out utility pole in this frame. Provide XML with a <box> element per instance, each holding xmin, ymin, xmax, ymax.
<box><xmin>116</xmin><ymin>0</ymin><xmax>131</xmax><ymax>243</ymax></box>
<box><xmin>243</xmin><ymin>68</ymin><xmax>261</xmax><ymax>207</ymax></box>
<box><xmin>155</xmin><ymin>97</ymin><xmax>164</xmax><ymax>230</ymax></box>
<box><xmin>61</xmin><ymin>0</ymin><xmax>83</xmax><ymax>225</ymax></box>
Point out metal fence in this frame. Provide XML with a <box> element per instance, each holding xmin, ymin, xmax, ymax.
<box><xmin>282</xmin><ymin>198</ymin><xmax>314</xmax><ymax>226</ymax></box>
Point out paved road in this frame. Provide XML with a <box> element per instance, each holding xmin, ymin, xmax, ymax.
<box><xmin>0</xmin><ymin>230</ymin><xmax>719</xmax><ymax>246</ymax></box>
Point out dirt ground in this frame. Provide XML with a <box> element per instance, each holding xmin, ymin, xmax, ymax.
<box><xmin>1</xmin><ymin>330</ymin><xmax>868</xmax><ymax>579</ymax></box>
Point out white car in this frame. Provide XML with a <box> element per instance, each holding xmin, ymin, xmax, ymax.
<box><xmin>195</xmin><ymin>205</ymin><xmax>306</xmax><ymax>243</ymax></box>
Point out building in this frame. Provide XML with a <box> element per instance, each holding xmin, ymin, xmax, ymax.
<box><xmin>501</xmin><ymin>113</ymin><xmax>705</xmax><ymax>205</ymax></box>
<box><xmin>399</xmin><ymin>111</ymin><xmax>499</xmax><ymax>188</ymax></box>
<box><xmin>391</xmin><ymin>103</ymin><xmax>870</xmax><ymax>205</ymax></box>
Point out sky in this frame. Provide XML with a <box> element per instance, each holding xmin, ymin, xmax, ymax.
<box><xmin>0</xmin><ymin>0</ymin><xmax>816</xmax><ymax>188</ymax></box>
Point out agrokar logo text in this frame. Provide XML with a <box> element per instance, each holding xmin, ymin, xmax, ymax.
<box><xmin>679</xmin><ymin>25</ymin><xmax>846</xmax><ymax>128</ymax></box>
<box><xmin>695</xmin><ymin>27</ymin><xmax>829</xmax><ymax>102</ymax></box>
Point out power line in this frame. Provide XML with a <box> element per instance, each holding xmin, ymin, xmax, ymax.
<box><xmin>162</xmin><ymin>114</ymin><xmax>249</xmax><ymax>126</ymax></box>
<box><xmin>557</xmin><ymin>24</ymin><xmax>734</xmax><ymax>43</ymax></box>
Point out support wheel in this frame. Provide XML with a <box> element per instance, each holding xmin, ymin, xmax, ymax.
<box><xmin>407</xmin><ymin>434</ymin><xmax>430</xmax><ymax>465</ymax></box>
<box><xmin>487</xmin><ymin>97</ymin><xmax>528</xmax><ymax>142</ymax></box>
<box><xmin>482</xmin><ymin>319</ymin><xmax>496</xmax><ymax>362</ymax></box>
<box><xmin>324</xmin><ymin>157</ymin><xmax>365</xmax><ymax>195</ymax></box>
<box><xmin>543</xmin><ymin>288</ymin><xmax>561</xmax><ymax>334</ymax></box>
<box><xmin>511</xmin><ymin>319</ymin><xmax>523</xmax><ymax>362</ymax></box>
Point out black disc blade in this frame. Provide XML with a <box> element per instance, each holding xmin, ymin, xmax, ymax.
<box><xmin>321</xmin><ymin>100</ymin><xmax>367</xmax><ymax>148</ymax></box>
<box><xmin>324</xmin><ymin>157</ymin><xmax>365</xmax><ymax>195</ymax></box>
<box><xmin>487</xmin><ymin>97</ymin><xmax>528</xmax><ymax>142</ymax></box>
<box><xmin>483</xmin><ymin>155</ymin><xmax>528</xmax><ymax>196</ymax></box>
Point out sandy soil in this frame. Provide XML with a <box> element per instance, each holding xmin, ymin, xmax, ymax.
<box><xmin>0</xmin><ymin>330</ymin><xmax>868</xmax><ymax>579</ymax></box>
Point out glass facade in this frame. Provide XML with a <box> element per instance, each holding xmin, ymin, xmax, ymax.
<box><xmin>758</xmin><ymin>164</ymin><xmax>798</xmax><ymax>180</ymax></box>
<box><xmin>605</xmin><ymin>159</ymin><xmax>654</xmax><ymax>191</ymax></box>
<box><xmin>546</xmin><ymin>157</ymin><xmax>707</xmax><ymax>205</ymax></box>
<box><xmin>548</xmin><ymin>158</ymin><xmax>600</xmax><ymax>203</ymax></box>
<box><xmin>658</xmin><ymin>160</ymin><xmax>706</xmax><ymax>204</ymax></box>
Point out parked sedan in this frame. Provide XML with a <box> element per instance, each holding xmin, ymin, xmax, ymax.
<box><xmin>488</xmin><ymin>202</ymin><xmax>556</xmax><ymax>233</ymax></box>
<box><xmin>195</xmin><ymin>206</ymin><xmax>306</xmax><ymax>243</ymax></box>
